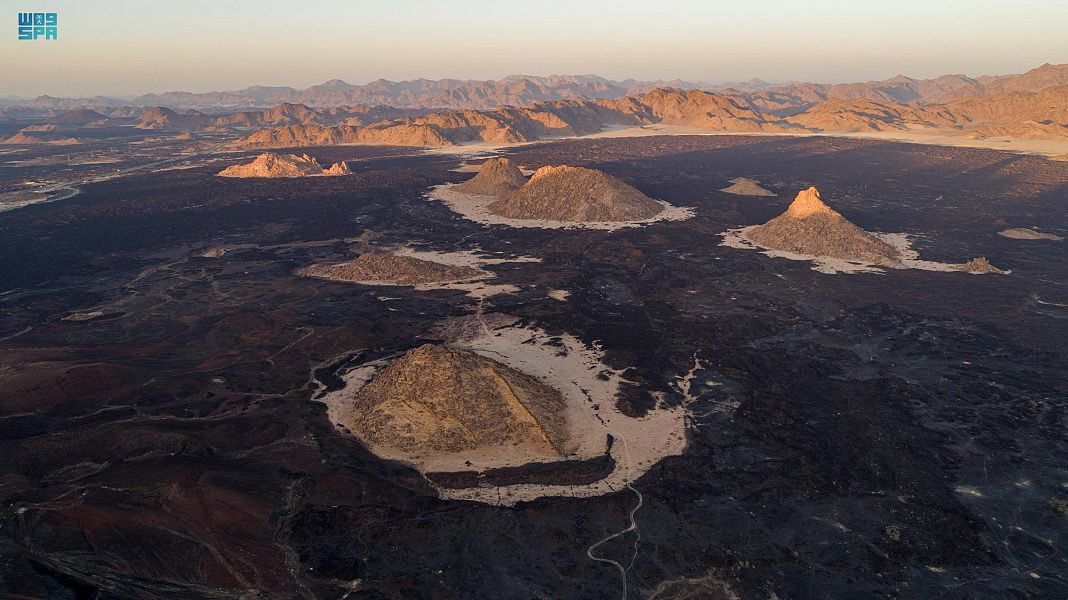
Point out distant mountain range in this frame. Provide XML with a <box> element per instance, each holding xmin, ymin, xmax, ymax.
<box><xmin>3</xmin><ymin>63</ymin><xmax>1067</xmax><ymax>147</ymax></box>
<box><xmin>4</xmin><ymin>63</ymin><xmax>1065</xmax><ymax>115</ymax></box>
<box><xmin>223</xmin><ymin>82</ymin><xmax>1068</xmax><ymax>149</ymax></box>
<box><xmin>0</xmin><ymin>75</ymin><xmax>717</xmax><ymax>113</ymax></box>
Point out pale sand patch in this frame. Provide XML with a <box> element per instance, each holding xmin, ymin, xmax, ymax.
<box><xmin>721</xmin><ymin>226</ymin><xmax>1006</xmax><ymax>275</ymax></box>
<box><xmin>392</xmin><ymin>247</ymin><xmax>536</xmax><ymax>299</ymax></box>
<box><xmin>61</xmin><ymin>310</ymin><xmax>105</xmax><ymax>322</ymax></box>
<box><xmin>427</xmin><ymin>183</ymin><xmax>694</xmax><ymax>231</ymax></box>
<box><xmin>427</xmin><ymin>141</ymin><xmax>527</xmax><ymax>156</ymax></box>
<box><xmin>318</xmin><ymin>319</ymin><xmax>697</xmax><ymax>505</ymax></box>
<box><xmin>0</xmin><ymin>186</ymin><xmax>80</xmax><ymax>213</ymax></box>
<box><xmin>413</xmin><ymin>280</ymin><xmax>521</xmax><ymax>300</ymax></box>
<box><xmin>548</xmin><ymin>289</ymin><xmax>571</xmax><ymax>301</ymax></box>
<box><xmin>583</xmin><ymin>124</ymin><xmax>1068</xmax><ymax>159</ymax></box>
<box><xmin>394</xmin><ymin>247</ymin><xmax>541</xmax><ymax>268</ymax></box>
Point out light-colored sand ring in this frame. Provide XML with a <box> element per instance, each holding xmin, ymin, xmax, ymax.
<box><xmin>721</xmin><ymin>226</ymin><xmax>1009</xmax><ymax>275</ymax></box>
<box><xmin>319</xmin><ymin>319</ymin><xmax>698</xmax><ymax>506</ymax></box>
<box><xmin>427</xmin><ymin>183</ymin><xmax>694</xmax><ymax>231</ymax></box>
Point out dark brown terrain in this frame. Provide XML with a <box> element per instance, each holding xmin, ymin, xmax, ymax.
<box><xmin>0</xmin><ymin>134</ymin><xmax>1066</xmax><ymax>599</ymax></box>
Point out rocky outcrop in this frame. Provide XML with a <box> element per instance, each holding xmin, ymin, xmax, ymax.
<box><xmin>321</xmin><ymin>161</ymin><xmax>352</xmax><ymax>176</ymax></box>
<box><xmin>785</xmin><ymin>98</ymin><xmax>951</xmax><ymax>131</ymax></box>
<box><xmin>631</xmin><ymin>88</ymin><xmax>783</xmax><ymax>131</ymax></box>
<box><xmin>217</xmin><ymin>152</ymin><xmax>351</xmax><ymax>177</ymax></box>
<box><xmin>720</xmin><ymin>177</ymin><xmax>776</xmax><ymax>196</ymax></box>
<box><xmin>346</xmin><ymin>344</ymin><xmax>567</xmax><ymax>457</ymax></box>
<box><xmin>298</xmin><ymin>253</ymin><xmax>483</xmax><ymax>285</ymax></box>
<box><xmin>0</xmin><ymin>132</ymin><xmax>81</xmax><ymax>145</ymax></box>
<box><xmin>453</xmin><ymin>158</ymin><xmax>527</xmax><ymax>196</ymax></box>
<box><xmin>487</xmin><ymin>166</ymin><xmax>663</xmax><ymax>222</ymax></box>
<box><xmin>953</xmin><ymin>257</ymin><xmax>1004</xmax><ymax>273</ymax></box>
<box><xmin>747</xmin><ymin>187</ymin><xmax>901</xmax><ymax>266</ymax></box>
<box><xmin>998</xmin><ymin>228</ymin><xmax>1063</xmax><ymax>241</ymax></box>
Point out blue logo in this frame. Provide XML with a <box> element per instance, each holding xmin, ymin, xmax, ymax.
<box><xmin>18</xmin><ymin>12</ymin><xmax>57</xmax><ymax>40</ymax></box>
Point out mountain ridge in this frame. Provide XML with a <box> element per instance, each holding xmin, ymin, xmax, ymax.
<box><xmin>5</xmin><ymin>63</ymin><xmax>1066</xmax><ymax>114</ymax></box>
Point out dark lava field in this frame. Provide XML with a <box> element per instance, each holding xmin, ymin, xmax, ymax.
<box><xmin>1</xmin><ymin>135</ymin><xmax>1066</xmax><ymax>599</ymax></box>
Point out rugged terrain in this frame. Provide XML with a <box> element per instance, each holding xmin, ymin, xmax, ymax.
<box><xmin>5</xmin><ymin>64</ymin><xmax>1068</xmax><ymax>152</ymax></box>
<box><xmin>0</xmin><ymin>135</ymin><xmax>1066</xmax><ymax>599</ymax></box>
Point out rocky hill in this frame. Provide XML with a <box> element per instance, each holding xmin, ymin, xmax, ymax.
<box><xmin>486</xmin><ymin>166</ymin><xmax>663</xmax><ymax>222</ymax></box>
<box><xmin>217</xmin><ymin>152</ymin><xmax>351</xmax><ymax>177</ymax></box>
<box><xmin>0</xmin><ymin>132</ymin><xmax>81</xmax><ymax>145</ymax></box>
<box><xmin>746</xmin><ymin>187</ymin><xmax>901</xmax><ymax>266</ymax></box>
<box><xmin>345</xmin><ymin>344</ymin><xmax>567</xmax><ymax>458</ymax></box>
<box><xmin>298</xmin><ymin>253</ymin><xmax>483</xmax><ymax>285</ymax></box>
<box><xmin>226</xmin><ymin>78</ymin><xmax>1068</xmax><ymax>150</ymax></box>
<box><xmin>721</xmin><ymin>177</ymin><xmax>776</xmax><ymax>196</ymax></box>
<box><xmin>9</xmin><ymin>63</ymin><xmax>1068</xmax><ymax>147</ymax></box>
<box><xmin>453</xmin><ymin>158</ymin><xmax>528</xmax><ymax>196</ymax></box>
<box><xmin>226</xmin><ymin>88</ymin><xmax>780</xmax><ymax>149</ymax></box>
<box><xmin>51</xmin><ymin>108</ymin><xmax>107</xmax><ymax>125</ymax></box>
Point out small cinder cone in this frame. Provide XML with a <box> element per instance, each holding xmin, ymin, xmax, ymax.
<box><xmin>487</xmin><ymin>165</ymin><xmax>663</xmax><ymax>222</ymax></box>
<box><xmin>346</xmin><ymin>344</ymin><xmax>567</xmax><ymax>458</ymax></box>
<box><xmin>747</xmin><ymin>186</ymin><xmax>902</xmax><ymax>266</ymax></box>
<box><xmin>454</xmin><ymin>157</ymin><xmax>527</xmax><ymax>196</ymax></box>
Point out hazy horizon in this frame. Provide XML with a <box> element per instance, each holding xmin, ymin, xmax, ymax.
<box><xmin>4</xmin><ymin>0</ymin><xmax>1067</xmax><ymax>97</ymax></box>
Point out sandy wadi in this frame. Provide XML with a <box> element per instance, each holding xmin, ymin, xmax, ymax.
<box><xmin>723</xmin><ymin>186</ymin><xmax>1006</xmax><ymax>274</ymax></box>
<box><xmin>430</xmin><ymin>157</ymin><xmax>694</xmax><ymax>230</ymax></box>
<box><xmin>217</xmin><ymin>152</ymin><xmax>351</xmax><ymax>177</ymax></box>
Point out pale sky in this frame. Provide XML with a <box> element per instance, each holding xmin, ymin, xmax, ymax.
<box><xmin>3</xmin><ymin>0</ymin><xmax>1067</xmax><ymax>97</ymax></box>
